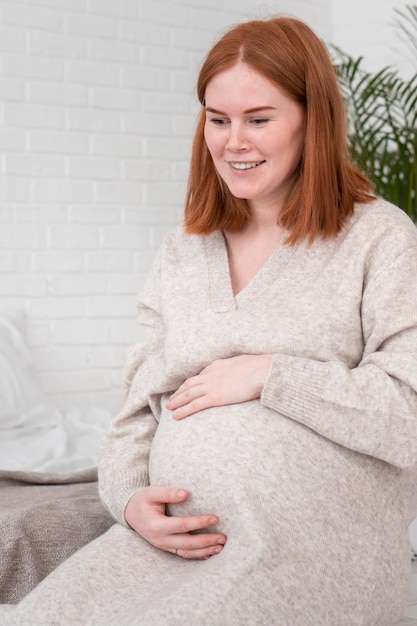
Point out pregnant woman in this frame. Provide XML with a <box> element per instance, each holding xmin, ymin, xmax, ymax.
<box><xmin>2</xmin><ymin>15</ymin><xmax>417</xmax><ymax>626</ymax></box>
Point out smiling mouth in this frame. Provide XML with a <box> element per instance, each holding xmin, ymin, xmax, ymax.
<box><xmin>229</xmin><ymin>160</ymin><xmax>266</xmax><ymax>170</ymax></box>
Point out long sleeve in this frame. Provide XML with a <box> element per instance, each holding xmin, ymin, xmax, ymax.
<box><xmin>98</xmin><ymin>248</ymin><xmax>171</xmax><ymax>524</ymax></box>
<box><xmin>261</xmin><ymin>243</ymin><xmax>417</xmax><ymax>469</ymax></box>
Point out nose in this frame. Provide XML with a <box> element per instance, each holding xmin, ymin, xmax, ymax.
<box><xmin>225</xmin><ymin>122</ymin><xmax>249</xmax><ymax>152</ymax></box>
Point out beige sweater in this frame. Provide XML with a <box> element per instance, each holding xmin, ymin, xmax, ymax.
<box><xmin>99</xmin><ymin>197</ymin><xmax>417</xmax><ymax>624</ymax></box>
<box><xmin>3</xmin><ymin>198</ymin><xmax>417</xmax><ymax>625</ymax></box>
<box><xmin>100</xmin><ymin>198</ymin><xmax>417</xmax><ymax>506</ymax></box>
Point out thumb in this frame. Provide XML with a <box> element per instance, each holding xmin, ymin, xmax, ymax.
<box><xmin>151</xmin><ymin>486</ymin><xmax>188</xmax><ymax>504</ymax></box>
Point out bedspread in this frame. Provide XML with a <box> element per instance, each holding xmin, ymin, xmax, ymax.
<box><xmin>0</xmin><ymin>468</ymin><xmax>114</xmax><ymax>604</ymax></box>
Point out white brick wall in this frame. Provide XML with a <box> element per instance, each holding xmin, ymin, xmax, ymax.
<box><xmin>0</xmin><ymin>0</ymin><xmax>411</xmax><ymax>415</ymax></box>
<box><xmin>332</xmin><ymin>0</ymin><xmax>413</xmax><ymax>74</ymax></box>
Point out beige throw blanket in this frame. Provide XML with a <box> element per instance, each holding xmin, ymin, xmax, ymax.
<box><xmin>0</xmin><ymin>468</ymin><xmax>113</xmax><ymax>604</ymax></box>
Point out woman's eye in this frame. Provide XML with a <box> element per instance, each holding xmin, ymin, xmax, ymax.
<box><xmin>250</xmin><ymin>118</ymin><xmax>269</xmax><ymax>125</ymax></box>
<box><xmin>210</xmin><ymin>118</ymin><xmax>229</xmax><ymax>125</ymax></box>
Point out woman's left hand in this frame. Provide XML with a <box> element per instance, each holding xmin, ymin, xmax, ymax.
<box><xmin>166</xmin><ymin>354</ymin><xmax>272</xmax><ymax>420</ymax></box>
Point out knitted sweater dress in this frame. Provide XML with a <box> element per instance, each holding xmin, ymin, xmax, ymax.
<box><xmin>3</xmin><ymin>198</ymin><xmax>417</xmax><ymax>626</ymax></box>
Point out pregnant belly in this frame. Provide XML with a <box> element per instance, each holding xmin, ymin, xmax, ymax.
<box><xmin>148</xmin><ymin>398</ymin><xmax>381</xmax><ymax>539</ymax></box>
<box><xmin>149</xmin><ymin>399</ymin><xmax>279</xmax><ymax>493</ymax></box>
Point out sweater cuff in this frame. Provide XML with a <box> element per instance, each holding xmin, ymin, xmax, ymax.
<box><xmin>260</xmin><ymin>353</ymin><xmax>326</xmax><ymax>428</ymax></box>
<box><xmin>98</xmin><ymin>468</ymin><xmax>149</xmax><ymax>526</ymax></box>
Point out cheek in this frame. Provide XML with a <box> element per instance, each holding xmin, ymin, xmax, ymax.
<box><xmin>280</xmin><ymin>126</ymin><xmax>305</xmax><ymax>168</ymax></box>
<box><xmin>204</xmin><ymin>125</ymin><xmax>221</xmax><ymax>160</ymax></box>
<box><xmin>292</xmin><ymin>131</ymin><xmax>305</xmax><ymax>166</ymax></box>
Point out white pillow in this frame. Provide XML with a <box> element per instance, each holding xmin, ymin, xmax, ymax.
<box><xmin>0</xmin><ymin>310</ymin><xmax>59</xmax><ymax>430</ymax></box>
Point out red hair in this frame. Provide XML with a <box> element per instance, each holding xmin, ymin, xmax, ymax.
<box><xmin>184</xmin><ymin>16</ymin><xmax>374</xmax><ymax>244</ymax></box>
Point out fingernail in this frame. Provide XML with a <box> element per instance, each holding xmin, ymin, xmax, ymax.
<box><xmin>176</xmin><ymin>490</ymin><xmax>186</xmax><ymax>499</ymax></box>
<box><xmin>217</xmin><ymin>538</ymin><xmax>225</xmax><ymax>544</ymax></box>
<box><xmin>213</xmin><ymin>546</ymin><xmax>222</xmax><ymax>554</ymax></box>
<box><xmin>208</xmin><ymin>517</ymin><xmax>217</xmax><ymax>525</ymax></box>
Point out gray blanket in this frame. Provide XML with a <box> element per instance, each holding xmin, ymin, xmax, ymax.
<box><xmin>0</xmin><ymin>468</ymin><xmax>114</xmax><ymax>604</ymax></box>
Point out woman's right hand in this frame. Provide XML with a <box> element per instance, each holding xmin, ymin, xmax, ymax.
<box><xmin>124</xmin><ymin>486</ymin><xmax>227</xmax><ymax>560</ymax></box>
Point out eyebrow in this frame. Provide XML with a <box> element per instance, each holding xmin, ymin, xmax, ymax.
<box><xmin>205</xmin><ymin>106</ymin><xmax>277</xmax><ymax>114</ymax></box>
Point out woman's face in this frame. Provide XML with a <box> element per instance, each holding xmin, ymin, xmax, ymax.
<box><xmin>204</xmin><ymin>62</ymin><xmax>305</xmax><ymax>214</ymax></box>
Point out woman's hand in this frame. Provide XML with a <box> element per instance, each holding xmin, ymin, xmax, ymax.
<box><xmin>124</xmin><ymin>486</ymin><xmax>226</xmax><ymax>560</ymax></box>
<box><xmin>166</xmin><ymin>354</ymin><xmax>272</xmax><ymax>420</ymax></box>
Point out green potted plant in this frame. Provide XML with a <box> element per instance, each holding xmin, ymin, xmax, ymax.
<box><xmin>332</xmin><ymin>4</ymin><xmax>417</xmax><ymax>221</ymax></box>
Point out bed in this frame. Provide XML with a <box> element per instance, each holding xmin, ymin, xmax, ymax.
<box><xmin>0</xmin><ymin>310</ymin><xmax>114</xmax><ymax>604</ymax></box>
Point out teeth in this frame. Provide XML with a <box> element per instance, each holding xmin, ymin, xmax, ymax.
<box><xmin>230</xmin><ymin>161</ymin><xmax>263</xmax><ymax>170</ymax></box>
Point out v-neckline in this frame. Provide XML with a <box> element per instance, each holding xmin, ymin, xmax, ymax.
<box><xmin>204</xmin><ymin>230</ymin><xmax>299</xmax><ymax>312</ymax></box>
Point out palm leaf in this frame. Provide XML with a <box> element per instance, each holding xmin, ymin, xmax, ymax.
<box><xmin>331</xmin><ymin>4</ymin><xmax>417</xmax><ymax>222</ymax></box>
